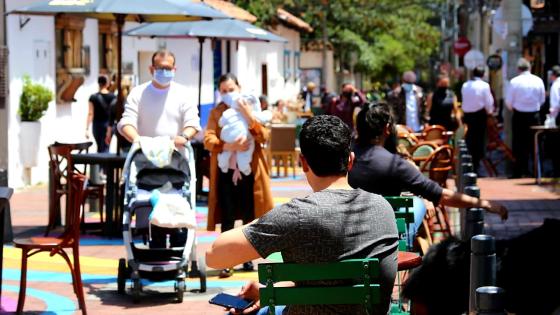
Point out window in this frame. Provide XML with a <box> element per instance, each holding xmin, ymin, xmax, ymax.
<box><xmin>283</xmin><ymin>50</ymin><xmax>292</xmax><ymax>80</ymax></box>
<box><xmin>98</xmin><ymin>21</ymin><xmax>117</xmax><ymax>74</ymax></box>
<box><xmin>294</xmin><ymin>51</ymin><xmax>301</xmax><ymax>79</ymax></box>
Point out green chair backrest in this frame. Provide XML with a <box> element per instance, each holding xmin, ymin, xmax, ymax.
<box><xmin>385</xmin><ymin>196</ymin><xmax>414</xmax><ymax>224</ymax></box>
<box><xmin>258</xmin><ymin>258</ymin><xmax>381</xmax><ymax>315</ymax></box>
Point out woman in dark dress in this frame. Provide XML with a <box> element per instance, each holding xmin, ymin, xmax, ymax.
<box><xmin>427</xmin><ymin>74</ymin><xmax>461</xmax><ymax>131</ymax></box>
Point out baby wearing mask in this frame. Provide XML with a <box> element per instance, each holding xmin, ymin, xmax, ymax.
<box><xmin>218</xmin><ymin>93</ymin><xmax>270</xmax><ymax>177</ymax></box>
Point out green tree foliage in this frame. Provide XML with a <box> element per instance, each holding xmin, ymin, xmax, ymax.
<box><xmin>18</xmin><ymin>75</ymin><xmax>53</xmax><ymax>122</ymax></box>
<box><xmin>234</xmin><ymin>0</ymin><xmax>442</xmax><ymax>80</ymax></box>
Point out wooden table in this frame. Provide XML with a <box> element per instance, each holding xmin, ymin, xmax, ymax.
<box><xmin>0</xmin><ymin>187</ymin><xmax>14</xmax><ymax>307</ymax></box>
<box><xmin>531</xmin><ymin>126</ymin><xmax>560</xmax><ymax>184</ymax></box>
<box><xmin>72</xmin><ymin>153</ymin><xmax>126</xmax><ymax>236</ymax></box>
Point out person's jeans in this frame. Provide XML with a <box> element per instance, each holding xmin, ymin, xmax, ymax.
<box><xmin>402</xmin><ymin>196</ymin><xmax>427</xmax><ymax>247</ymax></box>
<box><xmin>226</xmin><ymin>305</ymin><xmax>285</xmax><ymax>315</ymax></box>
<box><xmin>256</xmin><ymin>306</ymin><xmax>285</xmax><ymax>315</ymax></box>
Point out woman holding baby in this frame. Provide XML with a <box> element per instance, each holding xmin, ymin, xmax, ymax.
<box><xmin>203</xmin><ymin>73</ymin><xmax>274</xmax><ymax>278</ymax></box>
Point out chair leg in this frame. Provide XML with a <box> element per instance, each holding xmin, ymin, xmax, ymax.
<box><xmin>16</xmin><ymin>249</ymin><xmax>29</xmax><ymax>314</ymax></box>
<box><xmin>72</xmin><ymin>246</ymin><xmax>87</xmax><ymax>314</ymax></box>
<box><xmin>59</xmin><ymin>250</ymin><xmax>78</xmax><ymax>294</ymax></box>
<box><xmin>98</xmin><ymin>189</ymin><xmax>104</xmax><ymax>224</ymax></box>
<box><xmin>283</xmin><ymin>155</ymin><xmax>288</xmax><ymax>177</ymax></box>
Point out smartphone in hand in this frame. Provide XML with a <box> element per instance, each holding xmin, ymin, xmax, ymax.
<box><xmin>209</xmin><ymin>292</ymin><xmax>254</xmax><ymax>310</ymax></box>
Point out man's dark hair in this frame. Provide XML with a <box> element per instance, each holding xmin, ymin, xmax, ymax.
<box><xmin>98</xmin><ymin>75</ymin><xmax>109</xmax><ymax>87</ymax></box>
<box><xmin>552</xmin><ymin>65</ymin><xmax>560</xmax><ymax>77</ymax></box>
<box><xmin>356</xmin><ymin>102</ymin><xmax>393</xmax><ymax>144</ymax></box>
<box><xmin>472</xmin><ymin>66</ymin><xmax>485</xmax><ymax>78</ymax></box>
<box><xmin>151</xmin><ymin>49</ymin><xmax>176</xmax><ymax>66</ymax></box>
<box><xmin>218</xmin><ymin>73</ymin><xmax>240</xmax><ymax>88</ymax></box>
<box><xmin>300</xmin><ymin>115</ymin><xmax>351</xmax><ymax>177</ymax></box>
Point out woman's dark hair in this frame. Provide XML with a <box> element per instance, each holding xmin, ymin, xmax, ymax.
<box><xmin>300</xmin><ymin>115</ymin><xmax>352</xmax><ymax>177</ymax></box>
<box><xmin>356</xmin><ymin>102</ymin><xmax>393</xmax><ymax>143</ymax></box>
<box><xmin>218</xmin><ymin>73</ymin><xmax>240</xmax><ymax>88</ymax></box>
<box><xmin>98</xmin><ymin>75</ymin><xmax>109</xmax><ymax>87</ymax></box>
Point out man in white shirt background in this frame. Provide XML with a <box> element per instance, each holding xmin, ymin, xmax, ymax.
<box><xmin>547</xmin><ymin>65</ymin><xmax>560</xmax><ymax>177</ymax></box>
<box><xmin>461</xmin><ymin>66</ymin><xmax>494</xmax><ymax>174</ymax></box>
<box><xmin>505</xmin><ymin>58</ymin><xmax>545</xmax><ymax>178</ymax></box>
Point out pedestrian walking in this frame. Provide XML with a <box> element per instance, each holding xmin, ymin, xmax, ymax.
<box><xmin>506</xmin><ymin>58</ymin><xmax>545</xmax><ymax>178</ymax></box>
<box><xmin>86</xmin><ymin>75</ymin><xmax>116</xmax><ymax>153</ymax></box>
<box><xmin>428</xmin><ymin>73</ymin><xmax>461</xmax><ymax>131</ymax></box>
<box><xmin>461</xmin><ymin>66</ymin><xmax>494</xmax><ymax>174</ymax></box>
<box><xmin>387</xmin><ymin>71</ymin><xmax>428</xmax><ymax>132</ymax></box>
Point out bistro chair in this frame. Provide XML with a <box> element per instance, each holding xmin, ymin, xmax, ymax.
<box><xmin>267</xmin><ymin>124</ymin><xmax>298</xmax><ymax>178</ymax></box>
<box><xmin>422</xmin><ymin>125</ymin><xmax>449</xmax><ymax>146</ymax></box>
<box><xmin>14</xmin><ymin>173</ymin><xmax>87</xmax><ymax>314</ymax></box>
<box><xmin>46</xmin><ymin>142</ymin><xmax>104</xmax><ymax>236</ymax></box>
<box><xmin>410</xmin><ymin>143</ymin><xmax>437</xmax><ymax>170</ymax></box>
<box><xmin>482</xmin><ymin>116</ymin><xmax>515</xmax><ymax>177</ymax></box>
<box><xmin>420</xmin><ymin>145</ymin><xmax>454</xmax><ymax>241</ymax></box>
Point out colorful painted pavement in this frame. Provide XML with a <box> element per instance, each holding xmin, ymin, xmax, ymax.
<box><xmin>1</xmin><ymin>171</ymin><xmax>310</xmax><ymax>314</ymax></box>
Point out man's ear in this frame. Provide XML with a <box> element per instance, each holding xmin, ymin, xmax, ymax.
<box><xmin>300</xmin><ymin>154</ymin><xmax>310</xmax><ymax>173</ymax></box>
<box><xmin>347</xmin><ymin>152</ymin><xmax>355</xmax><ymax>172</ymax></box>
<box><xmin>149</xmin><ymin>65</ymin><xmax>155</xmax><ymax>75</ymax></box>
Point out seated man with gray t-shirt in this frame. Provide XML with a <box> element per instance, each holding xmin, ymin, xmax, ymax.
<box><xmin>206</xmin><ymin>115</ymin><xmax>398</xmax><ymax>315</ymax></box>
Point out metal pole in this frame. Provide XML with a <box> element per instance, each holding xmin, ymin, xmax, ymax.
<box><xmin>476</xmin><ymin>286</ymin><xmax>506</xmax><ymax>315</ymax></box>
<box><xmin>197</xmin><ymin>37</ymin><xmax>205</xmax><ymax>115</ymax></box>
<box><xmin>320</xmin><ymin>3</ymin><xmax>328</xmax><ymax>87</ymax></box>
<box><xmin>114</xmin><ymin>14</ymin><xmax>126</xmax><ymax>153</ymax></box>
<box><xmin>0</xmin><ymin>0</ymin><xmax>8</xmax><ymax>183</ymax></box>
<box><xmin>470</xmin><ymin>235</ymin><xmax>497</xmax><ymax>314</ymax></box>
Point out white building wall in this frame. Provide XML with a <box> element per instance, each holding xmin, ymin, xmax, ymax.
<box><xmin>235</xmin><ymin>25</ymin><xmax>302</xmax><ymax>104</ymax></box>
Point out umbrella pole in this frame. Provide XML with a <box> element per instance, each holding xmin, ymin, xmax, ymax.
<box><xmin>197</xmin><ymin>37</ymin><xmax>205</xmax><ymax>116</ymax></box>
<box><xmin>115</xmin><ymin>13</ymin><xmax>126</xmax><ymax>153</ymax></box>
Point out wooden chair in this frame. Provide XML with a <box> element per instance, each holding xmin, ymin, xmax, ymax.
<box><xmin>258</xmin><ymin>258</ymin><xmax>382</xmax><ymax>315</ymax></box>
<box><xmin>14</xmin><ymin>173</ymin><xmax>87</xmax><ymax>314</ymax></box>
<box><xmin>420</xmin><ymin>146</ymin><xmax>454</xmax><ymax>241</ymax></box>
<box><xmin>46</xmin><ymin>142</ymin><xmax>104</xmax><ymax>235</ymax></box>
<box><xmin>410</xmin><ymin>143</ymin><xmax>437</xmax><ymax>169</ymax></box>
<box><xmin>482</xmin><ymin>116</ymin><xmax>515</xmax><ymax>177</ymax></box>
<box><xmin>267</xmin><ymin>124</ymin><xmax>298</xmax><ymax>178</ymax></box>
<box><xmin>422</xmin><ymin>125</ymin><xmax>449</xmax><ymax>146</ymax></box>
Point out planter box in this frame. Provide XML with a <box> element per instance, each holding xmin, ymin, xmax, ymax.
<box><xmin>19</xmin><ymin>121</ymin><xmax>41</xmax><ymax>168</ymax></box>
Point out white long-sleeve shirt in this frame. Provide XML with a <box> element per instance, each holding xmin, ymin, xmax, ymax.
<box><xmin>550</xmin><ymin>78</ymin><xmax>560</xmax><ymax>118</ymax></box>
<box><xmin>461</xmin><ymin>77</ymin><xmax>494</xmax><ymax>113</ymax></box>
<box><xmin>505</xmin><ymin>71</ymin><xmax>545</xmax><ymax>112</ymax></box>
<box><xmin>117</xmin><ymin>81</ymin><xmax>201</xmax><ymax>138</ymax></box>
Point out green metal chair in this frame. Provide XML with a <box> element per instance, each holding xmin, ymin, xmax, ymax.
<box><xmin>258</xmin><ymin>258</ymin><xmax>382</xmax><ymax>315</ymax></box>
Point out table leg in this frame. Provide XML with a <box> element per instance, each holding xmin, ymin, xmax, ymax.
<box><xmin>104</xmin><ymin>167</ymin><xmax>115</xmax><ymax>236</ymax></box>
<box><xmin>534</xmin><ymin>131</ymin><xmax>542</xmax><ymax>185</ymax></box>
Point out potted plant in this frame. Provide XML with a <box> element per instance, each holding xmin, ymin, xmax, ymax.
<box><xmin>18</xmin><ymin>75</ymin><xmax>53</xmax><ymax>168</ymax></box>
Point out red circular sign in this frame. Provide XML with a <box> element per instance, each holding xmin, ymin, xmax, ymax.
<box><xmin>453</xmin><ymin>37</ymin><xmax>472</xmax><ymax>57</ymax></box>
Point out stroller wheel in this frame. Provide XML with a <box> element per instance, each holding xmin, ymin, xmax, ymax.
<box><xmin>117</xmin><ymin>258</ymin><xmax>127</xmax><ymax>295</ymax></box>
<box><xmin>132</xmin><ymin>278</ymin><xmax>141</xmax><ymax>304</ymax></box>
<box><xmin>175</xmin><ymin>280</ymin><xmax>185</xmax><ymax>303</ymax></box>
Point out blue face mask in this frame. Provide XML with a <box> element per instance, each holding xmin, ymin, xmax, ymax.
<box><xmin>221</xmin><ymin>91</ymin><xmax>241</xmax><ymax>108</ymax></box>
<box><xmin>153</xmin><ymin>69</ymin><xmax>175</xmax><ymax>86</ymax></box>
<box><xmin>402</xmin><ymin>83</ymin><xmax>413</xmax><ymax>93</ymax></box>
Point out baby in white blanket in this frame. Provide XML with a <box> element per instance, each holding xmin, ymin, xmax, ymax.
<box><xmin>218</xmin><ymin>93</ymin><xmax>270</xmax><ymax>175</ymax></box>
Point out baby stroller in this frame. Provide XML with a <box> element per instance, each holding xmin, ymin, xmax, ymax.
<box><xmin>116</xmin><ymin>141</ymin><xmax>206</xmax><ymax>303</ymax></box>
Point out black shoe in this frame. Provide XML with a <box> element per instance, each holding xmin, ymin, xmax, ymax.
<box><xmin>242</xmin><ymin>261</ymin><xmax>254</xmax><ymax>271</ymax></box>
<box><xmin>219</xmin><ymin>268</ymin><xmax>233</xmax><ymax>278</ymax></box>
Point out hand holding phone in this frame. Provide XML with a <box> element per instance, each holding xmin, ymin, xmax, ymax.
<box><xmin>209</xmin><ymin>292</ymin><xmax>255</xmax><ymax>311</ymax></box>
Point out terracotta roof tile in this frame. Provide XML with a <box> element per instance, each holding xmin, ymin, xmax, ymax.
<box><xmin>276</xmin><ymin>8</ymin><xmax>313</xmax><ymax>33</ymax></box>
<box><xmin>193</xmin><ymin>0</ymin><xmax>257</xmax><ymax>23</ymax></box>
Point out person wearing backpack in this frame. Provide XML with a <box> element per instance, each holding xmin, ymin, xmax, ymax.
<box><xmin>86</xmin><ymin>75</ymin><xmax>116</xmax><ymax>153</ymax></box>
